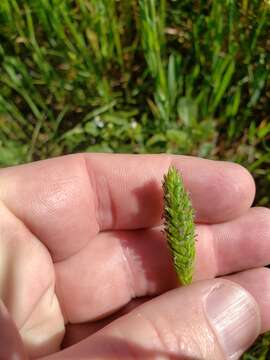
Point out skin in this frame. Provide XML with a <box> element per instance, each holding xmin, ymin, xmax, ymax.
<box><xmin>0</xmin><ymin>153</ymin><xmax>270</xmax><ymax>359</ymax></box>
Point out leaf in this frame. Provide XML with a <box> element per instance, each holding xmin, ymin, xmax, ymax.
<box><xmin>84</xmin><ymin>121</ymin><xmax>99</xmax><ymax>136</ymax></box>
<box><xmin>226</xmin><ymin>86</ymin><xmax>241</xmax><ymax>117</ymax></box>
<box><xmin>86</xmin><ymin>143</ymin><xmax>113</xmax><ymax>153</ymax></box>
<box><xmin>146</xmin><ymin>133</ymin><xmax>166</xmax><ymax>146</ymax></box>
<box><xmin>0</xmin><ymin>140</ymin><xmax>27</xmax><ymax>166</ymax></box>
<box><xmin>166</xmin><ymin>129</ymin><xmax>189</xmax><ymax>146</ymax></box>
<box><xmin>211</xmin><ymin>59</ymin><xmax>235</xmax><ymax>112</ymax></box>
<box><xmin>167</xmin><ymin>53</ymin><xmax>180</xmax><ymax>108</ymax></box>
<box><xmin>177</xmin><ymin>97</ymin><xmax>198</xmax><ymax>127</ymax></box>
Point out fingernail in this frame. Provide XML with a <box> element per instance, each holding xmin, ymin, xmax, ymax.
<box><xmin>205</xmin><ymin>283</ymin><xmax>260</xmax><ymax>360</ymax></box>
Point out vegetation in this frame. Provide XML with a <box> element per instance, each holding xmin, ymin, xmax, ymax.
<box><xmin>0</xmin><ymin>0</ymin><xmax>269</xmax><ymax>358</ymax></box>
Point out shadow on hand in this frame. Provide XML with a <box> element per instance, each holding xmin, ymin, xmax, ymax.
<box><xmin>131</xmin><ymin>179</ymin><xmax>164</xmax><ymax>229</ymax></box>
<box><xmin>60</xmin><ymin>180</ymin><xmax>187</xmax><ymax>359</ymax></box>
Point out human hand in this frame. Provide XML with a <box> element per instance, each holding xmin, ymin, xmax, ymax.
<box><xmin>1</xmin><ymin>153</ymin><xmax>270</xmax><ymax>360</ymax></box>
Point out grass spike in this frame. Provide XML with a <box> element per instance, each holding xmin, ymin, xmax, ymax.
<box><xmin>163</xmin><ymin>165</ymin><xmax>196</xmax><ymax>285</ymax></box>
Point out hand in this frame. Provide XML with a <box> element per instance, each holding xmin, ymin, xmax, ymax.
<box><xmin>1</xmin><ymin>153</ymin><xmax>270</xmax><ymax>360</ymax></box>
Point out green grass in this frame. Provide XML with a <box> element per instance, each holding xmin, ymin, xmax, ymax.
<box><xmin>0</xmin><ymin>0</ymin><xmax>269</xmax><ymax>358</ymax></box>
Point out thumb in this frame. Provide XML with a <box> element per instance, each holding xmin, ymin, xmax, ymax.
<box><xmin>0</xmin><ymin>300</ymin><xmax>27</xmax><ymax>360</ymax></box>
<box><xmin>42</xmin><ymin>276</ymin><xmax>261</xmax><ymax>360</ymax></box>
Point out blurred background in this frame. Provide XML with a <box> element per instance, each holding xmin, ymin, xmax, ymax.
<box><xmin>0</xmin><ymin>0</ymin><xmax>269</xmax><ymax>358</ymax></box>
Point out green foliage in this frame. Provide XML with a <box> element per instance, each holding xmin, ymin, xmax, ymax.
<box><xmin>163</xmin><ymin>166</ymin><xmax>195</xmax><ymax>285</ymax></box>
<box><xmin>0</xmin><ymin>0</ymin><xmax>269</xmax><ymax>167</ymax></box>
<box><xmin>242</xmin><ymin>332</ymin><xmax>270</xmax><ymax>360</ymax></box>
<box><xmin>0</xmin><ymin>0</ymin><xmax>269</xmax><ymax>357</ymax></box>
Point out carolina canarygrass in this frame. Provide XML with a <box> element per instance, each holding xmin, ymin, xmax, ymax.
<box><xmin>162</xmin><ymin>166</ymin><xmax>196</xmax><ymax>285</ymax></box>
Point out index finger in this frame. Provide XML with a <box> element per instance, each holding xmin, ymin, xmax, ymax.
<box><xmin>0</xmin><ymin>153</ymin><xmax>255</xmax><ymax>261</ymax></box>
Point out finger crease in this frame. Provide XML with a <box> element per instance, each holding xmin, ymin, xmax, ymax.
<box><xmin>118</xmin><ymin>237</ymin><xmax>136</xmax><ymax>299</ymax></box>
<box><xmin>84</xmin><ymin>155</ymin><xmax>117</xmax><ymax>230</ymax></box>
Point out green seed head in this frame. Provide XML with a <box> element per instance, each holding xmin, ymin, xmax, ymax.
<box><xmin>162</xmin><ymin>166</ymin><xmax>196</xmax><ymax>285</ymax></box>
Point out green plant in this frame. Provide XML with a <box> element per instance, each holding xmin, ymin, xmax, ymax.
<box><xmin>162</xmin><ymin>166</ymin><xmax>196</xmax><ymax>285</ymax></box>
<box><xmin>242</xmin><ymin>332</ymin><xmax>270</xmax><ymax>360</ymax></box>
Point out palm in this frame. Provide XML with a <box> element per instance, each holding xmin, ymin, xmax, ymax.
<box><xmin>1</xmin><ymin>153</ymin><xmax>269</xmax><ymax>358</ymax></box>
